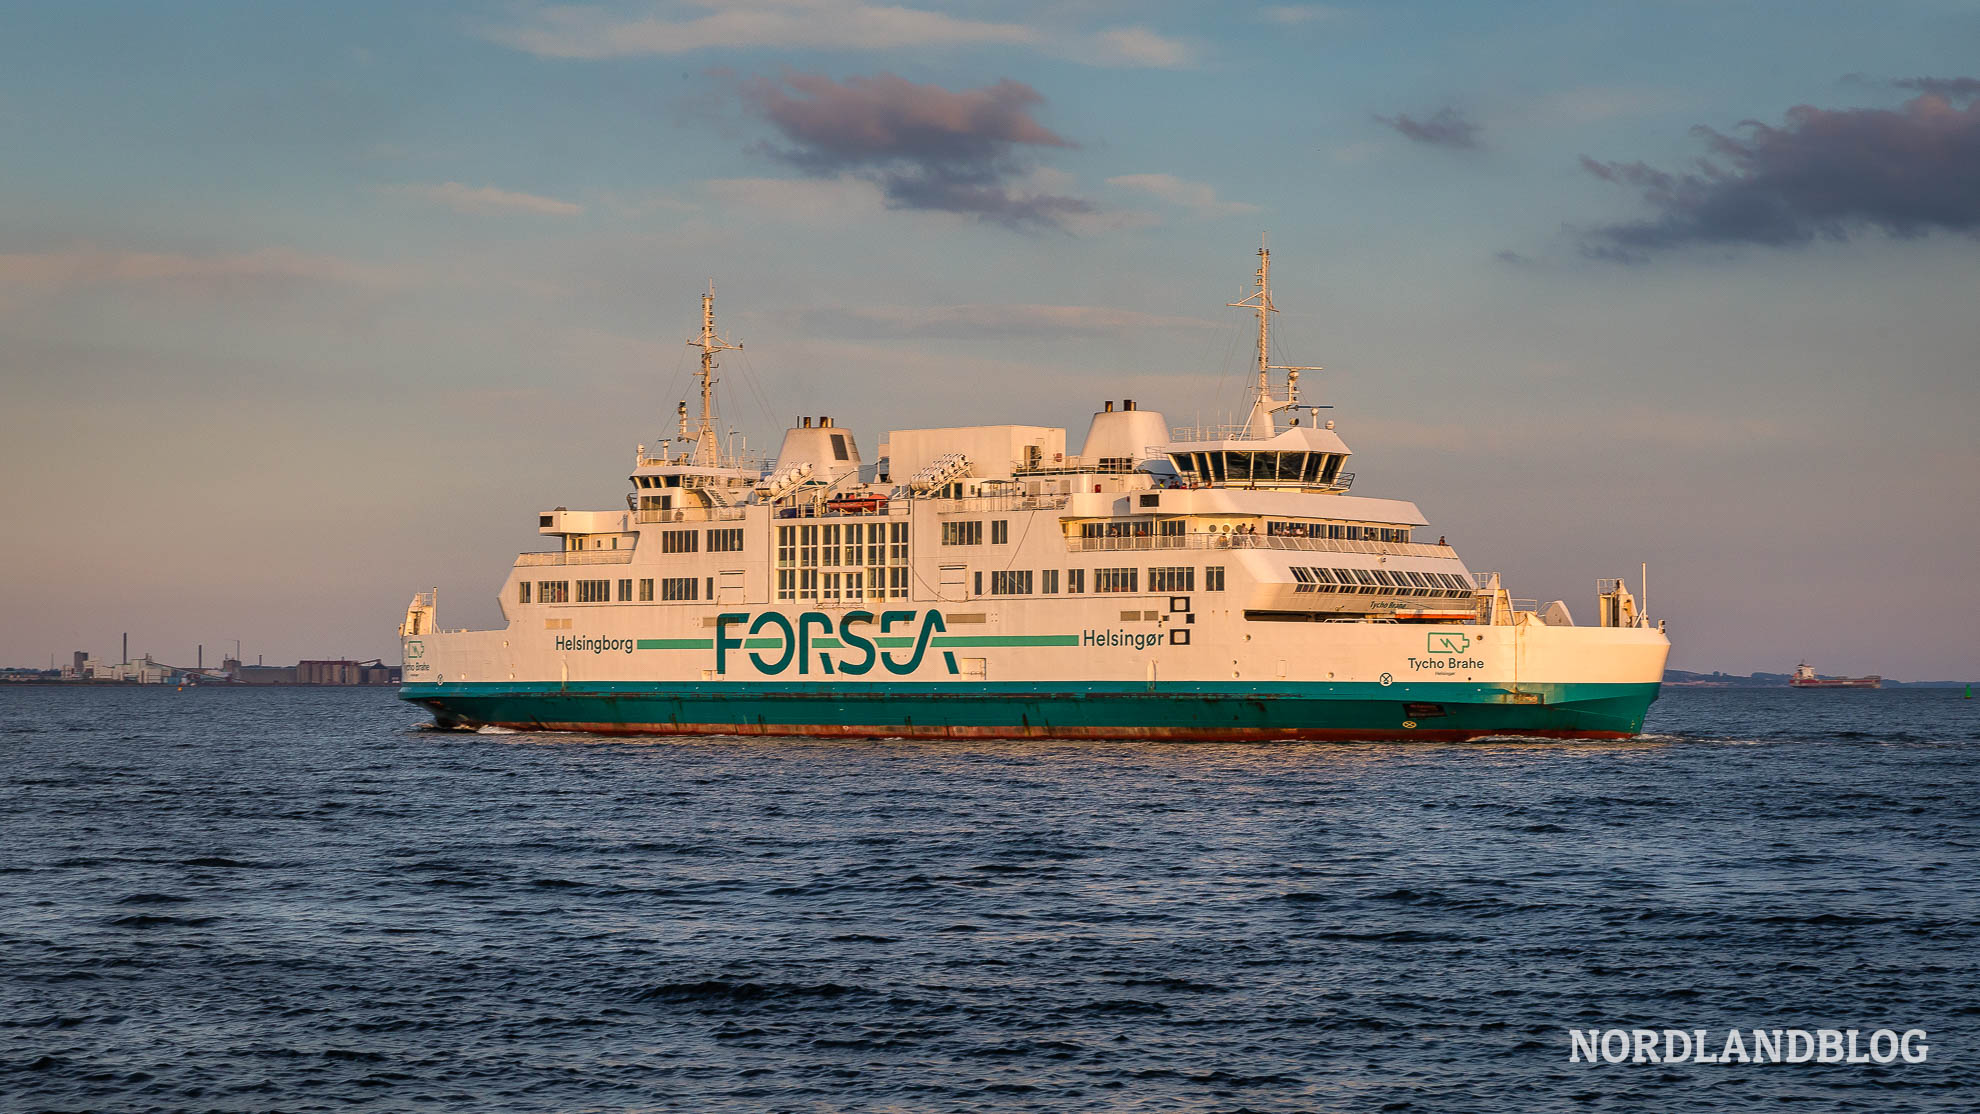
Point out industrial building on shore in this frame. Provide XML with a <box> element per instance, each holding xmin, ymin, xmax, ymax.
<box><xmin>0</xmin><ymin>641</ymin><xmax>400</xmax><ymax>685</ymax></box>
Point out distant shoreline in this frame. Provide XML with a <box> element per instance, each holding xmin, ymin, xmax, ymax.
<box><xmin>1663</xmin><ymin>670</ymin><xmax>1967</xmax><ymax>688</ymax></box>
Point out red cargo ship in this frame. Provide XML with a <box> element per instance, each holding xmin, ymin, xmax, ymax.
<box><xmin>1789</xmin><ymin>662</ymin><xmax>1881</xmax><ymax>689</ymax></box>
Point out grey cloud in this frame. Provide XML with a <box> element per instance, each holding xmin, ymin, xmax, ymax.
<box><xmin>1892</xmin><ymin>76</ymin><xmax>1980</xmax><ymax>102</ymax></box>
<box><xmin>1374</xmin><ymin>107</ymin><xmax>1482</xmax><ymax>149</ymax></box>
<box><xmin>738</xmin><ymin>71</ymin><xmax>1090</xmax><ymax>228</ymax></box>
<box><xmin>1580</xmin><ymin>85</ymin><xmax>1980</xmax><ymax>261</ymax></box>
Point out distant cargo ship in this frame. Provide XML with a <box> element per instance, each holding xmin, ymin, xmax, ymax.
<box><xmin>1789</xmin><ymin>662</ymin><xmax>1880</xmax><ymax>689</ymax></box>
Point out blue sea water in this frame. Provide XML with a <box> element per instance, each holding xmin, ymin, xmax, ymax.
<box><xmin>2</xmin><ymin>685</ymin><xmax>1976</xmax><ymax>1112</ymax></box>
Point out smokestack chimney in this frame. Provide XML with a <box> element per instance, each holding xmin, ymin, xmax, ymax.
<box><xmin>198</xmin><ymin>645</ymin><xmax>203</xmax><ymax>669</ymax></box>
<box><xmin>1124</xmin><ymin>399</ymin><xmax>1135</xmax><ymax>411</ymax></box>
<box><xmin>123</xmin><ymin>632</ymin><xmax>128</xmax><ymax>665</ymax></box>
<box><xmin>1103</xmin><ymin>401</ymin><xmax>1114</xmax><ymax>413</ymax></box>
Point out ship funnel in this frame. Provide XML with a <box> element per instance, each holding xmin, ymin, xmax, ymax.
<box><xmin>772</xmin><ymin>420</ymin><xmax>862</xmax><ymax>485</ymax></box>
<box><xmin>1081</xmin><ymin>404</ymin><xmax>1167</xmax><ymax>467</ymax></box>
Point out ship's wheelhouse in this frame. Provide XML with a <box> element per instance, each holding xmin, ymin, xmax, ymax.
<box><xmin>1168</xmin><ymin>448</ymin><xmax>1348</xmax><ymax>488</ymax></box>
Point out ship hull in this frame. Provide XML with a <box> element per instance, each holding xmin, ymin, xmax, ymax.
<box><xmin>399</xmin><ymin>680</ymin><xmax>1660</xmax><ymax>741</ymax></box>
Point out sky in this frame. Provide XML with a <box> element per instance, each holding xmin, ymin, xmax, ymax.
<box><xmin>2</xmin><ymin>0</ymin><xmax>1977</xmax><ymax>679</ymax></box>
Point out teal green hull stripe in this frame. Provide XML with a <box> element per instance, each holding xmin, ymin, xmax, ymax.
<box><xmin>617</xmin><ymin>637</ymin><xmax>1085</xmax><ymax>652</ymax></box>
<box><xmin>933</xmin><ymin>634</ymin><xmax>1082</xmax><ymax>647</ymax></box>
<box><xmin>400</xmin><ymin>680</ymin><xmax>1661</xmax><ymax>740</ymax></box>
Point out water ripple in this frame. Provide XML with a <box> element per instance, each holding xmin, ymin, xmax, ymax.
<box><xmin>1</xmin><ymin>685</ymin><xmax>1976</xmax><ymax>1112</ymax></box>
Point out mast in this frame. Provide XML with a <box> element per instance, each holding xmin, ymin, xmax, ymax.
<box><xmin>1228</xmin><ymin>238</ymin><xmax>1322</xmax><ymax>436</ymax></box>
<box><xmin>685</xmin><ymin>280</ymin><xmax>740</xmax><ymax>466</ymax></box>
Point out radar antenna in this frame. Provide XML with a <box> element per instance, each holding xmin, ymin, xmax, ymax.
<box><xmin>683</xmin><ymin>280</ymin><xmax>741</xmax><ymax>465</ymax></box>
<box><xmin>1228</xmin><ymin>237</ymin><xmax>1322</xmax><ymax>437</ymax></box>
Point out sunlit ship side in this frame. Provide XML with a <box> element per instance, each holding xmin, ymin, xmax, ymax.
<box><xmin>399</xmin><ymin>248</ymin><xmax>1670</xmax><ymax>740</ymax></box>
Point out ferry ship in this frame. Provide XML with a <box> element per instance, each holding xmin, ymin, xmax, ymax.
<box><xmin>398</xmin><ymin>247</ymin><xmax>1670</xmax><ymax>740</ymax></box>
<box><xmin>1789</xmin><ymin>662</ymin><xmax>1880</xmax><ymax>689</ymax></box>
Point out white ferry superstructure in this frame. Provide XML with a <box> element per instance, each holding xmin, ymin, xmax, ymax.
<box><xmin>399</xmin><ymin>248</ymin><xmax>1670</xmax><ymax>739</ymax></box>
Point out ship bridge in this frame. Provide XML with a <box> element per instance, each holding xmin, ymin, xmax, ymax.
<box><xmin>1162</xmin><ymin>423</ymin><xmax>1352</xmax><ymax>491</ymax></box>
<box><xmin>1153</xmin><ymin>240</ymin><xmax>1356</xmax><ymax>492</ymax></box>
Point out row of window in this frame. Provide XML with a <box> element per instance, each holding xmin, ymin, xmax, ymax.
<box><xmin>656</xmin><ymin>528</ymin><xmax>745</xmax><ymax>554</ymax></box>
<box><xmin>1289</xmin><ymin>567</ymin><xmax>1475</xmax><ymax>597</ymax></box>
<box><xmin>979</xmin><ymin>566</ymin><xmax>1227</xmax><ymax>596</ymax></box>
<box><xmin>523</xmin><ymin>564</ymin><xmax>1242</xmax><ymax>605</ymax></box>
<box><xmin>1074</xmin><ymin>519</ymin><xmax>1409</xmax><ymax>543</ymax></box>
<box><xmin>777</xmin><ymin>522</ymin><xmax>909</xmax><ymax>569</ymax></box>
<box><xmin>1170</xmin><ymin>450</ymin><xmax>1346</xmax><ymax>485</ymax></box>
<box><xmin>1080</xmin><ymin>520</ymin><xmax>1170</xmax><ymax>539</ymax></box>
<box><xmin>522</xmin><ymin>577</ymin><xmax>703</xmax><ymax>604</ymax></box>
<box><xmin>1266</xmin><ymin>521</ymin><xmax>1412</xmax><ymax>543</ymax></box>
<box><xmin>776</xmin><ymin>568</ymin><xmax>911</xmax><ymax>601</ymax></box>
<box><xmin>941</xmin><ymin>519</ymin><xmax>1016</xmax><ymax>545</ymax></box>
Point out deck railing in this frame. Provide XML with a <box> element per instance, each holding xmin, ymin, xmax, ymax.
<box><xmin>920</xmin><ymin>493</ymin><xmax>1073</xmax><ymax>513</ymax></box>
<box><xmin>635</xmin><ymin>506</ymin><xmax>750</xmax><ymax>524</ymax></box>
<box><xmin>1064</xmin><ymin>533</ymin><xmax>1455</xmax><ymax>559</ymax></box>
<box><xmin>515</xmin><ymin>550</ymin><xmax>638</xmax><ymax>567</ymax></box>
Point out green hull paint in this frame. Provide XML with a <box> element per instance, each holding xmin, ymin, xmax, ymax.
<box><xmin>399</xmin><ymin>680</ymin><xmax>1661</xmax><ymax>741</ymax></box>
